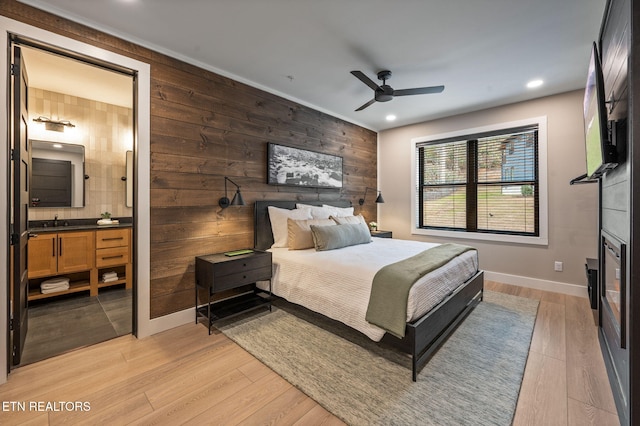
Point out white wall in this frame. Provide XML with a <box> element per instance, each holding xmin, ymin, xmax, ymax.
<box><xmin>378</xmin><ymin>90</ymin><xmax>598</xmax><ymax>294</ymax></box>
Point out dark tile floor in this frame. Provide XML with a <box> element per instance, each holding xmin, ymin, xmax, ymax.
<box><xmin>19</xmin><ymin>287</ymin><xmax>132</xmax><ymax>366</ymax></box>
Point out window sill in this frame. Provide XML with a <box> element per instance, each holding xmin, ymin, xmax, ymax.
<box><xmin>411</xmin><ymin>227</ymin><xmax>548</xmax><ymax>246</ymax></box>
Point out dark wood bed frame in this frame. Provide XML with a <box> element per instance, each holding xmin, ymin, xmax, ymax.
<box><xmin>254</xmin><ymin>200</ymin><xmax>484</xmax><ymax>381</ymax></box>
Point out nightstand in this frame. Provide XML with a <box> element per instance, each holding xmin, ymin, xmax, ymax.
<box><xmin>195</xmin><ymin>249</ymin><xmax>272</xmax><ymax>334</ymax></box>
<box><xmin>371</xmin><ymin>230</ymin><xmax>392</xmax><ymax>238</ymax></box>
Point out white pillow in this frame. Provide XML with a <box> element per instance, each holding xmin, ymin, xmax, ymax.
<box><xmin>331</xmin><ymin>214</ymin><xmax>367</xmax><ymax>226</ymax></box>
<box><xmin>295</xmin><ymin>203</ymin><xmax>333</xmax><ymax>219</ymax></box>
<box><xmin>322</xmin><ymin>204</ymin><xmax>354</xmax><ymax>218</ymax></box>
<box><xmin>268</xmin><ymin>206</ymin><xmax>312</xmax><ymax>248</ymax></box>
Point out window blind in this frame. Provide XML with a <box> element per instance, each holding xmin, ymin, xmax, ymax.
<box><xmin>417</xmin><ymin>125</ymin><xmax>539</xmax><ymax>236</ymax></box>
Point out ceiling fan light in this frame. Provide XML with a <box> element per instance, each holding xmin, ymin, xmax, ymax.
<box><xmin>526</xmin><ymin>79</ymin><xmax>543</xmax><ymax>88</ymax></box>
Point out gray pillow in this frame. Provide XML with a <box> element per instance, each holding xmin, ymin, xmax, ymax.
<box><xmin>310</xmin><ymin>223</ymin><xmax>371</xmax><ymax>251</ymax></box>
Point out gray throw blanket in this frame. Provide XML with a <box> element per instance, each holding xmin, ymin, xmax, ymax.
<box><xmin>365</xmin><ymin>243</ymin><xmax>475</xmax><ymax>339</ymax></box>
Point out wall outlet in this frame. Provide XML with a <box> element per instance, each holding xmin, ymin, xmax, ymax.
<box><xmin>554</xmin><ymin>261</ymin><xmax>563</xmax><ymax>272</ymax></box>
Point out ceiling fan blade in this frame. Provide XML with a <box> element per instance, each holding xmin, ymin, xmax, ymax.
<box><xmin>350</xmin><ymin>71</ymin><xmax>381</xmax><ymax>91</ymax></box>
<box><xmin>355</xmin><ymin>98</ymin><xmax>377</xmax><ymax>111</ymax></box>
<box><xmin>393</xmin><ymin>85</ymin><xmax>445</xmax><ymax>97</ymax></box>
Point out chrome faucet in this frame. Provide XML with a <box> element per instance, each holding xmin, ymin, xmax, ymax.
<box><xmin>53</xmin><ymin>215</ymin><xmax>58</xmax><ymax>227</ymax></box>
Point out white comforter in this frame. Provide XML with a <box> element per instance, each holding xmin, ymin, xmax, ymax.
<box><xmin>258</xmin><ymin>238</ymin><xmax>478</xmax><ymax>341</ymax></box>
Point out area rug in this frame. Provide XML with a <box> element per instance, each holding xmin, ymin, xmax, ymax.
<box><xmin>217</xmin><ymin>290</ymin><xmax>539</xmax><ymax>426</ymax></box>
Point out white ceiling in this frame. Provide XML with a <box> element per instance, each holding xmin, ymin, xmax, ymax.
<box><xmin>19</xmin><ymin>0</ymin><xmax>607</xmax><ymax>131</ymax></box>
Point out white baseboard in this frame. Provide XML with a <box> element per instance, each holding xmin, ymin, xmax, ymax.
<box><xmin>484</xmin><ymin>271</ymin><xmax>588</xmax><ymax>298</ymax></box>
<box><xmin>146</xmin><ymin>308</ymin><xmax>194</xmax><ymax>336</ymax></box>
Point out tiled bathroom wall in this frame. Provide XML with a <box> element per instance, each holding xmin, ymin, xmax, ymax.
<box><xmin>28</xmin><ymin>88</ymin><xmax>133</xmax><ymax>221</ymax></box>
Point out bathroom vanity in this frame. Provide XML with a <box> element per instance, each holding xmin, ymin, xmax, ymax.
<box><xmin>27</xmin><ymin>223</ymin><xmax>132</xmax><ymax>301</ymax></box>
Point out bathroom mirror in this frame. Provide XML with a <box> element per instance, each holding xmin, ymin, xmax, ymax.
<box><xmin>30</xmin><ymin>140</ymin><xmax>85</xmax><ymax>208</ymax></box>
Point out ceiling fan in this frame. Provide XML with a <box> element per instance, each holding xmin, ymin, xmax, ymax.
<box><xmin>350</xmin><ymin>70</ymin><xmax>444</xmax><ymax>111</ymax></box>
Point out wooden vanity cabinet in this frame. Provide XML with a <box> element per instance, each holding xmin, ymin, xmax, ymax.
<box><xmin>28</xmin><ymin>231</ymin><xmax>94</xmax><ymax>278</ymax></box>
<box><xmin>27</xmin><ymin>227</ymin><xmax>131</xmax><ymax>301</ymax></box>
<box><xmin>27</xmin><ymin>233</ymin><xmax>58</xmax><ymax>278</ymax></box>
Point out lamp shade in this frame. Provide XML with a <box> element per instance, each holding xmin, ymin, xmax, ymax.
<box><xmin>230</xmin><ymin>189</ymin><xmax>245</xmax><ymax>206</ymax></box>
<box><xmin>375</xmin><ymin>192</ymin><xmax>385</xmax><ymax>203</ymax></box>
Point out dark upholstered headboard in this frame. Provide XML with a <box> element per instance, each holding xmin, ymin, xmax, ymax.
<box><xmin>254</xmin><ymin>200</ymin><xmax>353</xmax><ymax>250</ymax></box>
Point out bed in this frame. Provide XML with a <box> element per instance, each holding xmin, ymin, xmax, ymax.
<box><xmin>254</xmin><ymin>200</ymin><xmax>484</xmax><ymax>381</ymax></box>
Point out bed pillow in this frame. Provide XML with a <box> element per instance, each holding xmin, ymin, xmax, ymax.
<box><xmin>310</xmin><ymin>223</ymin><xmax>372</xmax><ymax>251</ymax></box>
<box><xmin>295</xmin><ymin>203</ymin><xmax>334</xmax><ymax>219</ymax></box>
<box><xmin>322</xmin><ymin>204</ymin><xmax>354</xmax><ymax>217</ymax></box>
<box><xmin>287</xmin><ymin>218</ymin><xmax>336</xmax><ymax>250</ymax></box>
<box><xmin>331</xmin><ymin>214</ymin><xmax>367</xmax><ymax>226</ymax></box>
<box><xmin>268</xmin><ymin>206</ymin><xmax>313</xmax><ymax>248</ymax></box>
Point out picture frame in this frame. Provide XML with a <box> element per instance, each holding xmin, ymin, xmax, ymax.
<box><xmin>267</xmin><ymin>143</ymin><xmax>343</xmax><ymax>189</ymax></box>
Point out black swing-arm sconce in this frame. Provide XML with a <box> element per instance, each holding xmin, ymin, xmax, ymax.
<box><xmin>219</xmin><ymin>176</ymin><xmax>245</xmax><ymax>208</ymax></box>
<box><xmin>358</xmin><ymin>187</ymin><xmax>385</xmax><ymax>205</ymax></box>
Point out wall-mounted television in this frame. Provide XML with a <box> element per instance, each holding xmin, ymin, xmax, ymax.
<box><xmin>583</xmin><ymin>42</ymin><xmax>617</xmax><ymax>179</ymax></box>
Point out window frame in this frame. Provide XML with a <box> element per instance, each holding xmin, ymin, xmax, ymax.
<box><xmin>410</xmin><ymin>117</ymin><xmax>548</xmax><ymax>246</ymax></box>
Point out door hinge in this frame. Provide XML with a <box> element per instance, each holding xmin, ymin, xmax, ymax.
<box><xmin>10</xmin><ymin>149</ymin><xmax>14</xmax><ymax>161</ymax></box>
<box><xmin>10</xmin><ymin>234</ymin><xmax>18</xmax><ymax>246</ymax></box>
<box><xmin>10</xmin><ymin>63</ymin><xmax>16</xmax><ymax>76</ymax></box>
<box><xmin>9</xmin><ymin>318</ymin><xmax>13</xmax><ymax>331</ymax></box>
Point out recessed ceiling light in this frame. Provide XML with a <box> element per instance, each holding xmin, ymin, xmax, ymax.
<box><xmin>53</xmin><ymin>144</ymin><xmax>63</xmax><ymax>149</ymax></box>
<box><xmin>526</xmin><ymin>79</ymin><xmax>544</xmax><ymax>89</ymax></box>
<box><xmin>386</xmin><ymin>114</ymin><xmax>397</xmax><ymax>121</ymax></box>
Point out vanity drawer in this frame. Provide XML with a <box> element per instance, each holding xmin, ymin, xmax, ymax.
<box><xmin>96</xmin><ymin>246</ymin><xmax>129</xmax><ymax>268</ymax></box>
<box><xmin>96</xmin><ymin>228</ymin><xmax>130</xmax><ymax>249</ymax></box>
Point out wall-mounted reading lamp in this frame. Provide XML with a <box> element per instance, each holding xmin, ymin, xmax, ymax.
<box><xmin>358</xmin><ymin>187</ymin><xmax>385</xmax><ymax>205</ymax></box>
<box><xmin>33</xmin><ymin>116</ymin><xmax>75</xmax><ymax>132</ymax></box>
<box><xmin>219</xmin><ymin>176</ymin><xmax>245</xmax><ymax>208</ymax></box>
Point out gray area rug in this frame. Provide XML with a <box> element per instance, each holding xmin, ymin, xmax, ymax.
<box><xmin>217</xmin><ymin>290</ymin><xmax>539</xmax><ymax>426</ymax></box>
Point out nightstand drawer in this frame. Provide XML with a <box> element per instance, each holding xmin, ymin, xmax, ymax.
<box><xmin>212</xmin><ymin>266</ymin><xmax>272</xmax><ymax>292</ymax></box>
<box><xmin>96</xmin><ymin>246</ymin><xmax>129</xmax><ymax>268</ymax></box>
<box><xmin>213</xmin><ymin>254</ymin><xmax>272</xmax><ymax>278</ymax></box>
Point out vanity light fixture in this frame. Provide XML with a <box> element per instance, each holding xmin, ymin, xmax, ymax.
<box><xmin>358</xmin><ymin>187</ymin><xmax>385</xmax><ymax>205</ymax></box>
<box><xmin>33</xmin><ymin>116</ymin><xmax>75</xmax><ymax>132</ymax></box>
<box><xmin>219</xmin><ymin>176</ymin><xmax>245</xmax><ymax>208</ymax></box>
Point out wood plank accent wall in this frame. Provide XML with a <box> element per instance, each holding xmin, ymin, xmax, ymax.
<box><xmin>1</xmin><ymin>1</ymin><xmax>378</xmax><ymax>318</ymax></box>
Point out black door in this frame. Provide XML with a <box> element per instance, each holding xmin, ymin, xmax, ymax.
<box><xmin>11</xmin><ymin>45</ymin><xmax>30</xmax><ymax>366</ymax></box>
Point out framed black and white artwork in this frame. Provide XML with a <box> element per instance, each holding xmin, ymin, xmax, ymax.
<box><xmin>267</xmin><ymin>143</ymin><xmax>343</xmax><ymax>189</ymax></box>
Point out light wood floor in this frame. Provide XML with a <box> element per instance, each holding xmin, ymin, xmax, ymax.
<box><xmin>0</xmin><ymin>281</ymin><xmax>620</xmax><ymax>425</ymax></box>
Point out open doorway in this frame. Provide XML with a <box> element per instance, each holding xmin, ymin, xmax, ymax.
<box><xmin>9</xmin><ymin>40</ymin><xmax>136</xmax><ymax>367</ymax></box>
<box><xmin>1</xmin><ymin>16</ymin><xmax>152</xmax><ymax>383</ymax></box>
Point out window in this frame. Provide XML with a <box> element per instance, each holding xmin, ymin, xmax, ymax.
<box><xmin>411</xmin><ymin>118</ymin><xmax>548</xmax><ymax>245</ymax></box>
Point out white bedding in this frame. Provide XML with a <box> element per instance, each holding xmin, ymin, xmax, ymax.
<box><xmin>258</xmin><ymin>238</ymin><xmax>478</xmax><ymax>341</ymax></box>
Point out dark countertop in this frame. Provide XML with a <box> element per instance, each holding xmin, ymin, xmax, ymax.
<box><xmin>28</xmin><ymin>218</ymin><xmax>132</xmax><ymax>233</ymax></box>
